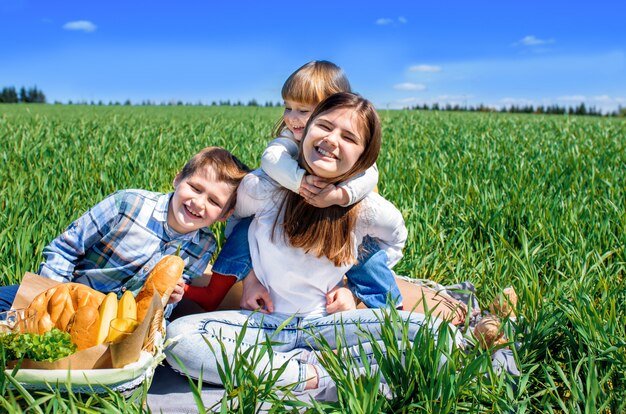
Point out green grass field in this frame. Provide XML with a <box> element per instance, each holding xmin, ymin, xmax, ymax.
<box><xmin>1</xmin><ymin>104</ymin><xmax>625</xmax><ymax>412</ymax></box>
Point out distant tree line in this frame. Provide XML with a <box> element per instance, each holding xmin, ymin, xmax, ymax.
<box><xmin>0</xmin><ymin>86</ymin><xmax>46</xmax><ymax>103</ymax></box>
<box><xmin>408</xmin><ymin>102</ymin><xmax>626</xmax><ymax>117</ymax></box>
<box><xmin>3</xmin><ymin>84</ymin><xmax>624</xmax><ymax>117</ymax></box>
<box><xmin>50</xmin><ymin>98</ymin><xmax>284</xmax><ymax>107</ymax></box>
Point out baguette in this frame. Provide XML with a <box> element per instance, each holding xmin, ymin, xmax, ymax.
<box><xmin>135</xmin><ymin>255</ymin><xmax>184</xmax><ymax>322</ymax></box>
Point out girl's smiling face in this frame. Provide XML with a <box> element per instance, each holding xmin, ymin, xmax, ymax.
<box><xmin>302</xmin><ymin>106</ymin><xmax>365</xmax><ymax>179</ymax></box>
<box><xmin>283</xmin><ymin>99</ymin><xmax>316</xmax><ymax>141</ymax></box>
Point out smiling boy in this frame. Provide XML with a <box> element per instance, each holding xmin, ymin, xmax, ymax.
<box><xmin>0</xmin><ymin>147</ymin><xmax>249</xmax><ymax>313</ymax></box>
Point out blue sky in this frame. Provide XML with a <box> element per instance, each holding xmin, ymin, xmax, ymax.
<box><xmin>1</xmin><ymin>1</ymin><xmax>625</xmax><ymax>112</ymax></box>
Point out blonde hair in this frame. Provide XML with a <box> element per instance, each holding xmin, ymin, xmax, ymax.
<box><xmin>177</xmin><ymin>147</ymin><xmax>250</xmax><ymax>212</ymax></box>
<box><xmin>275</xmin><ymin>93</ymin><xmax>381</xmax><ymax>266</ymax></box>
<box><xmin>273</xmin><ymin>61</ymin><xmax>352</xmax><ymax>137</ymax></box>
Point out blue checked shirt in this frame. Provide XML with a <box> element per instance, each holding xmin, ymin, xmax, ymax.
<box><xmin>38</xmin><ymin>189</ymin><xmax>217</xmax><ymax>298</ymax></box>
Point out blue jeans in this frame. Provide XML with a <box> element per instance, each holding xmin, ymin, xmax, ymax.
<box><xmin>0</xmin><ymin>285</ymin><xmax>19</xmax><ymax>312</ymax></box>
<box><xmin>165</xmin><ymin>309</ymin><xmax>458</xmax><ymax>392</ymax></box>
<box><xmin>348</xmin><ymin>236</ymin><xmax>402</xmax><ymax>309</ymax></box>
<box><xmin>211</xmin><ymin>217</ymin><xmax>253</xmax><ymax>280</ymax></box>
<box><xmin>214</xmin><ymin>220</ymin><xmax>403</xmax><ymax>308</ymax></box>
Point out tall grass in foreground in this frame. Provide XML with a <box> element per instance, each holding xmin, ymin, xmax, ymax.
<box><xmin>174</xmin><ymin>306</ymin><xmax>522</xmax><ymax>413</ymax></box>
<box><xmin>0</xmin><ymin>104</ymin><xmax>625</xmax><ymax>412</ymax></box>
<box><xmin>170</xmin><ymin>315</ymin><xmax>305</xmax><ymax>413</ymax></box>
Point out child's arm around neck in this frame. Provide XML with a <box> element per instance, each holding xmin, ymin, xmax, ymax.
<box><xmin>260</xmin><ymin>128</ymin><xmax>305</xmax><ymax>193</ymax></box>
<box><xmin>336</xmin><ymin>163</ymin><xmax>379</xmax><ymax>206</ymax></box>
<box><xmin>261</xmin><ymin>128</ymin><xmax>379</xmax><ymax>207</ymax></box>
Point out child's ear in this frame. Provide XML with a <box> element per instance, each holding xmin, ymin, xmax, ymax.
<box><xmin>218</xmin><ymin>209</ymin><xmax>234</xmax><ymax>222</ymax></box>
<box><xmin>172</xmin><ymin>172</ymin><xmax>182</xmax><ymax>188</ymax></box>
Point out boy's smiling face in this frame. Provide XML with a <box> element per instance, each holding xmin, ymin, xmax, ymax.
<box><xmin>167</xmin><ymin>165</ymin><xmax>235</xmax><ymax>234</ymax></box>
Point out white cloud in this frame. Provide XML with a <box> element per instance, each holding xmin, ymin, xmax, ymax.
<box><xmin>394</xmin><ymin>82</ymin><xmax>426</xmax><ymax>91</ymax></box>
<box><xmin>592</xmin><ymin>95</ymin><xmax>626</xmax><ymax>104</ymax></box>
<box><xmin>409</xmin><ymin>64</ymin><xmax>442</xmax><ymax>73</ymax></box>
<box><xmin>389</xmin><ymin>94</ymin><xmax>474</xmax><ymax>109</ymax></box>
<box><xmin>558</xmin><ymin>95</ymin><xmax>586</xmax><ymax>102</ymax></box>
<box><xmin>376</xmin><ymin>17</ymin><xmax>407</xmax><ymax>25</ymax></box>
<box><xmin>436</xmin><ymin>94</ymin><xmax>473</xmax><ymax>101</ymax></box>
<box><xmin>398</xmin><ymin>97</ymin><xmax>419</xmax><ymax>103</ymax></box>
<box><xmin>592</xmin><ymin>95</ymin><xmax>612</xmax><ymax>102</ymax></box>
<box><xmin>516</xmin><ymin>35</ymin><xmax>554</xmax><ymax>46</ymax></box>
<box><xmin>501</xmin><ymin>97</ymin><xmax>535</xmax><ymax>105</ymax></box>
<box><xmin>63</xmin><ymin>20</ymin><xmax>97</xmax><ymax>33</ymax></box>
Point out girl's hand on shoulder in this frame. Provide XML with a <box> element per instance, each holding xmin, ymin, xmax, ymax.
<box><xmin>241</xmin><ymin>270</ymin><xmax>274</xmax><ymax>314</ymax></box>
<box><xmin>326</xmin><ymin>286</ymin><xmax>357</xmax><ymax>314</ymax></box>
<box><xmin>167</xmin><ymin>277</ymin><xmax>186</xmax><ymax>305</ymax></box>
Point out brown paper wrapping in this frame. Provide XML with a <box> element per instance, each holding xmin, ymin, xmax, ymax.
<box><xmin>8</xmin><ymin>272</ymin><xmax>162</xmax><ymax>369</ymax></box>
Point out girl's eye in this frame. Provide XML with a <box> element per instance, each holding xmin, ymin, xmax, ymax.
<box><xmin>319</xmin><ymin>124</ymin><xmax>331</xmax><ymax>131</ymax></box>
<box><xmin>343</xmin><ymin>135</ymin><xmax>356</xmax><ymax>143</ymax></box>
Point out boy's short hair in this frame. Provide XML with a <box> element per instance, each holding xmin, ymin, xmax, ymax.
<box><xmin>178</xmin><ymin>146</ymin><xmax>250</xmax><ymax>211</ymax></box>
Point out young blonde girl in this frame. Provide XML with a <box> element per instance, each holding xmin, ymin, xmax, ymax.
<box><xmin>263</xmin><ymin>60</ymin><xmax>376</xmax><ymax>208</ymax></box>
<box><xmin>166</xmin><ymin>92</ymin><xmax>460</xmax><ymax>397</ymax></box>
<box><xmin>184</xmin><ymin>61</ymin><xmax>403</xmax><ymax>312</ymax></box>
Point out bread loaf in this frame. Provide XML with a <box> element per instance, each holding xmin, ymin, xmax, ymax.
<box><xmin>49</xmin><ymin>287</ymin><xmax>75</xmax><ymax>331</ymax></box>
<box><xmin>135</xmin><ymin>255</ymin><xmax>184</xmax><ymax>322</ymax></box>
<box><xmin>67</xmin><ymin>305</ymin><xmax>100</xmax><ymax>350</ymax></box>
<box><xmin>27</xmin><ymin>283</ymin><xmax>106</xmax><ymax>335</ymax></box>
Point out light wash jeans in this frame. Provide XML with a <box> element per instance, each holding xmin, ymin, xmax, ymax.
<box><xmin>165</xmin><ymin>308</ymin><xmax>459</xmax><ymax>393</ymax></box>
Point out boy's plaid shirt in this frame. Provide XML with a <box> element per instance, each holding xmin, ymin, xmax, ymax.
<box><xmin>38</xmin><ymin>189</ymin><xmax>216</xmax><ymax>296</ymax></box>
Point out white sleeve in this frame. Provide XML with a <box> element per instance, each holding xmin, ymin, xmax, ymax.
<box><xmin>361</xmin><ymin>193</ymin><xmax>407</xmax><ymax>268</ymax></box>
<box><xmin>338</xmin><ymin>163</ymin><xmax>379</xmax><ymax>206</ymax></box>
<box><xmin>234</xmin><ymin>170</ymin><xmax>276</xmax><ymax>218</ymax></box>
<box><xmin>261</xmin><ymin>137</ymin><xmax>305</xmax><ymax>193</ymax></box>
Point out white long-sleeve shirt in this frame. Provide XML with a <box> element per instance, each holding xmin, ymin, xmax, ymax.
<box><xmin>235</xmin><ymin>170</ymin><xmax>407</xmax><ymax>317</ymax></box>
<box><xmin>261</xmin><ymin>129</ymin><xmax>379</xmax><ymax>206</ymax></box>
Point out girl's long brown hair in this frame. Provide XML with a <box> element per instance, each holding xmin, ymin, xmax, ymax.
<box><xmin>272</xmin><ymin>93</ymin><xmax>381</xmax><ymax>266</ymax></box>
